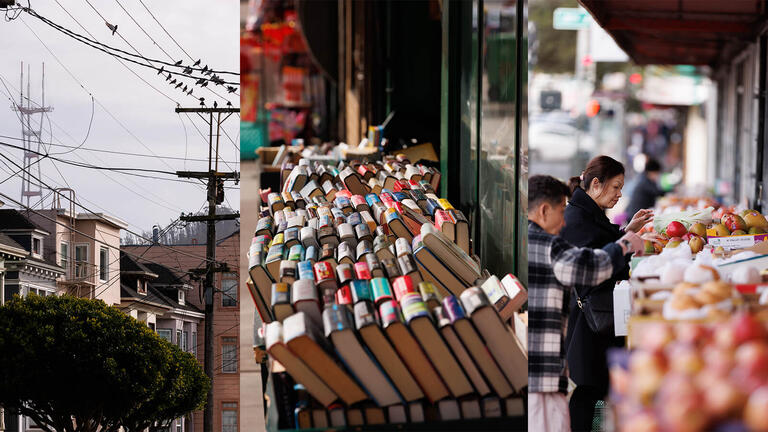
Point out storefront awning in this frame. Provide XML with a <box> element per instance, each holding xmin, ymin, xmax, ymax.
<box><xmin>579</xmin><ymin>0</ymin><xmax>767</xmax><ymax>66</ymax></box>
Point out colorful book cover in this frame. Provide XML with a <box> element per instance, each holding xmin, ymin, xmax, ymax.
<box><xmin>400</xmin><ymin>293</ymin><xmax>430</xmax><ymax>324</ymax></box>
<box><xmin>371</xmin><ymin>277</ymin><xmax>394</xmax><ymax>305</ymax></box>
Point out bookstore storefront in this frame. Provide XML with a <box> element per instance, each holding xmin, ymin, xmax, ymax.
<box><xmin>241</xmin><ymin>0</ymin><xmax>527</xmax><ymax>282</ymax></box>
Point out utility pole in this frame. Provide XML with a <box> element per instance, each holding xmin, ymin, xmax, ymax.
<box><xmin>176</xmin><ymin>106</ymin><xmax>239</xmax><ymax>432</ymax></box>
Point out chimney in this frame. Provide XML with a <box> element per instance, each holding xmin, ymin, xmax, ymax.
<box><xmin>152</xmin><ymin>225</ymin><xmax>159</xmax><ymax>243</ymax></box>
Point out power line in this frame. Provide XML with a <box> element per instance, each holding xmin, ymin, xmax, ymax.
<box><xmin>0</xmin><ymin>134</ymin><xmax>238</xmax><ymax>164</ymax></box>
<box><xmin>136</xmin><ymin>0</ymin><xmax>194</xmax><ymax>62</ymax></box>
<box><xmin>0</xmin><ymin>166</ymin><xmax>228</xmax><ymax>265</ymax></box>
<box><xmin>112</xmin><ymin>0</ymin><xmax>176</xmax><ymax>62</ymax></box>
<box><xmin>23</xmin><ymin>7</ymin><xmax>239</xmax><ymax>83</ymax></box>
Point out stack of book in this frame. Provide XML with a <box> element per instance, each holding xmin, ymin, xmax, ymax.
<box><xmin>248</xmin><ymin>156</ymin><xmax>528</xmax><ymax>429</ymax></box>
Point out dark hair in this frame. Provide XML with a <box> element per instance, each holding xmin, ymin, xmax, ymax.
<box><xmin>645</xmin><ymin>158</ymin><xmax>661</xmax><ymax>173</ymax></box>
<box><xmin>568</xmin><ymin>155</ymin><xmax>625</xmax><ymax>195</ymax></box>
<box><xmin>529</xmin><ymin>175</ymin><xmax>571</xmax><ymax>210</ymax></box>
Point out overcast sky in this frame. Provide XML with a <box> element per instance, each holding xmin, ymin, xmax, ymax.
<box><xmin>0</xmin><ymin>1</ymin><xmax>240</xmax><ymax>238</ymax></box>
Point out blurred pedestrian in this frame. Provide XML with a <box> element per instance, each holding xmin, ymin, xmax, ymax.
<box><xmin>625</xmin><ymin>157</ymin><xmax>665</xmax><ymax>219</ymax></box>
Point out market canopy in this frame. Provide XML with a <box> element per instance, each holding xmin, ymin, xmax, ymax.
<box><xmin>579</xmin><ymin>0</ymin><xmax>767</xmax><ymax>66</ymax></box>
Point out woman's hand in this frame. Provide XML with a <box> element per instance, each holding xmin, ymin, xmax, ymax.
<box><xmin>626</xmin><ymin>209</ymin><xmax>654</xmax><ymax>233</ymax></box>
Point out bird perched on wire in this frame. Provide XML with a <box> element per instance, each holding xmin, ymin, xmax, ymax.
<box><xmin>105</xmin><ymin>22</ymin><xmax>118</xmax><ymax>35</ymax></box>
<box><xmin>174</xmin><ymin>60</ymin><xmax>183</xmax><ymax>66</ymax></box>
<box><xmin>166</xmin><ymin>74</ymin><xmax>172</xmax><ymax>81</ymax></box>
<box><xmin>183</xmin><ymin>67</ymin><xmax>193</xmax><ymax>74</ymax></box>
<box><xmin>187</xmin><ymin>88</ymin><xmax>193</xmax><ymax>96</ymax></box>
<box><xmin>226</xmin><ymin>101</ymin><xmax>232</xmax><ymax>107</ymax></box>
<box><xmin>182</xmin><ymin>85</ymin><xmax>188</xmax><ymax>92</ymax></box>
<box><xmin>157</xmin><ymin>66</ymin><xmax>165</xmax><ymax>75</ymax></box>
<box><xmin>227</xmin><ymin>86</ymin><xmax>236</xmax><ymax>93</ymax></box>
<box><xmin>170</xmin><ymin>79</ymin><xmax>177</xmax><ymax>85</ymax></box>
<box><xmin>193</xmin><ymin>59</ymin><xmax>201</xmax><ymax>67</ymax></box>
<box><xmin>199</xmin><ymin>97</ymin><xmax>205</xmax><ymax>107</ymax></box>
<box><xmin>175</xmin><ymin>82</ymin><xmax>183</xmax><ymax>89</ymax></box>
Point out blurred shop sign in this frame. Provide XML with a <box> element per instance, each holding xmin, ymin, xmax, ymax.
<box><xmin>553</xmin><ymin>8</ymin><xmax>590</xmax><ymax>30</ymax></box>
<box><xmin>588</xmin><ymin>24</ymin><xmax>629</xmax><ymax>62</ymax></box>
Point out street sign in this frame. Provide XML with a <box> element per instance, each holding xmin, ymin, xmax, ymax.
<box><xmin>553</xmin><ymin>8</ymin><xmax>591</xmax><ymax>30</ymax></box>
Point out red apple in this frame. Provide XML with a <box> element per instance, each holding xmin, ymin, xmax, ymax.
<box><xmin>668</xmin><ymin>344</ymin><xmax>704</xmax><ymax>375</ymax></box>
<box><xmin>745</xmin><ymin>386</ymin><xmax>768</xmax><ymax>431</ymax></box>
<box><xmin>675</xmin><ymin>323</ymin><xmax>710</xmax><ymax>347</ymax></box>
<box><xmin>702</xmin><ymin>345</ymin><xmax>735</xmax><ymax>377</ymax></box>
<box><xmin>736</xmin><ymin>342</ymin><xmax>768</xmax><ymax>378</ymax></box>
<box><xmin>703</xmin><ymin>376</ymin><xmax>747</xmax><ymax>419</ymax></box>
<box><xmin>732</xmin><ymin>313</ymin><xmax>768</xmax><ymax>345</ymax></box>
<box><xmin>722</xmin><ymin>213</ymin><xmax>748</xmax><ymax>233</ymax></box>
<box><xmin>666</xmin><ymin>221</ymin><xmax>687</xmax><ymax>238</ymax></box>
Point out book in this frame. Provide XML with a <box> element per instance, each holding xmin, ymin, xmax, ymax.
<box><xmin>311</xmin><ymin>408</ymin><xmax>328</xmax><ymax>428</ymax></box>
<box><xmin>352</xmin><ymin>262</ymin><xmax>370</xmax><ymax>281</ymax></box>
<box><xmin>400</xmin><ymin>293</ymin><xmax>473</xmax><ymax>399</ymax></box>
<box><xmin>514</xmin><ymin>311</ymin><xmax>528</xmax><ymax>351</ymax></box>
<box><xmin>335</xmin><ymin>284</ymin><xmax>353</xmax><ymax>308</ymax></box>
<box><xmin>437</xmin><ymin>399</ymin><xmax>460</xmax><ymax>421</ymax></box>
<box><xmin>505</xmin><ymin>396</ymin><xmax>525</xmax><ymax>416</ymax></box>
<box><xmin>346</xmin><ymin>211</ymin><xmax>362</xmax><ymax>227</ymax></box>
<box><xmin>320</xmin><ymin>243</ymin><xmax>338</xmax><ymax>270</ymax></box>
<box><xmin>370</xmin><ymin>277</ymin><xmax>394</xmax><ymax>306</ymax></box>
<box><xmin>355</xmin><ymin>223</ymin><xmax>373</xmax><ymax>245</ymax></box>
<box><xmin>271</xmin><ymin>370</ymin><xmax>298</xmax><ymax>429</ymax></box>
<box><xmin>419</xmin><ymin>281</ymin><xmax>442</xmax><ymax>311</ymax></box>
<box><xmin>363</xmin><ymin>405</ymin><xmax>386</xmax><ymax>425</ymax></box>
<box><xmin>313</xmin><ymin>261</ymin><xmax>338</xmax><ymax>292</ymax></box>
<box><xmin>397</xmin><ymin>254</ymin><xmax>423</xmax><ymax>285</ymax></box>
<box><xmin>248</xmin><ymin>246</ymin><xmax>275</xmax><ymax>319</ymax></box>
<box><xmin>334</xmin><ymin>196</ymin><xmax>354</xmax><ymax>215</ymax></box>
<box><xmin>434</xmin><ymin>210</ymin><xmax>455</xmax><ymax>242</ymax></box>
<box><xmin>287</xmin><ymin>244</ymin><xmax>305</xmax><ymax>262</ymax></box>
<box><xmin>368</xmin><ymin>177</ymin><xmax>383</xmax><ymax>195</ymax></box>
<box><xmin>373</xmin><ymin>235</ymin><xmax>395</xmax><ymax>262</ymax></box>
<box><xmin>460</xmin><ymin>398</ymin><xmax>481</xmax><ymax>419</ymax></box>
<box><xmin>378</xmin><ymin>299</ymin><xmax>449</xmax><ymax>403</ymax></box>
<box><xmin>434</xmin><ymin>306</ymin><xmax>491</xmax><ymax>397</ymax></box>
<box><xmin>265</xmin><ymin>321</ymin><xmax>338</xmax><ymax>407</ymax></box>
<box><xmin>265</xmin><ymin>244</ymin><xmax>285</xmax><ymax>282</ymax></box>
<box><xmin>361</xmin><ymin>254</ymin><xmax>383</xmax><ymax>279</ymax></box>
<box><xmin>291</xmin><ymin>279</ymin><xmax>322</xmax><ymax>328</ymax></box>
<box><xmin>335</xmin><ymin>263</ymin><xmax>355</xmax><ymax>287</ymax></box>
<box><xmin>356</xmin><ymin>240</ymin><xmax>373</xmax><ymax>262</ymax></box>
<box><xmin>255</xmin><ymin>216</ymin><xmax>274</xmax><ymax>237</ymax></box>
<box><xmin>328</xmin><ymin>404</ymin><xmax>346</xmax><ymax>427</ymax></box>
<box><xmin>297</xmin><ymin>260</ymin><xmax>314</xmax><ymax>281</ymax></box>
<box><xmin>443</xmin><ymin>295</ymin><xmax>513</xmax><ymax>398</ymax></box>
<box><xmin>395</xmin><ymin>237</ymin><xmax>412</xmax><ymax>257</ymax></box>
<box><xmin>246</xmin><ymin>278</ymin><xmax>273</xmax><ymax>323</ymax></box>
<box><xmin>409</xmin><ymin>401</ymin><xmax>425</xmax><ymax>423</ymax></box>
<box><xmin>350</xmin><ymin>280</ymin><xmax>373</xmax><ymax>304</ymax></box>
<box><xmin>376</xmin><ymin>169</ymin><xmax>398</xmax><ymax>191</ymax></box>
<box><xmin>392</xmin><ymin>275</ymin><xmax>416</xmax><ymax>302</ymax></box>
<box><xmin>347</xmin><ymin>407</ymin><xmax>364</xmax><ymax>426</ymax></box>
<box><xmin>283</xmin><ymin>312</ymin><xmax>368</xmax><ymax>406</ymax></box>
<box><xmin>482</xmin><ymin>396</ymin><xmax>502</xmax><ymax>418</ymax></box>
<box><xmin>420</xmin><ymin>223</ymin><xmax>481</xmax><ymax>285</ymax></box>
<box><xmin>282</xmin><ymin>191</ymin><xmax>296</xmax><ymax>210</ymax></box>
<box><xmin>268</xmin><ymin>192</ymin><xmax>285</xmax><ymax>214</ymax></box>
<box><xmin>337</xmin><ymin>242</ymin><xmax>356</xmax><ymax>266</ymax></box>
<box><xmin>381</xmin><ymin>258</ymin><xmax>401</xmax><ymax>280</ymax></box>
<box><xmin>271</xmin><ymin>283</ymin><xmax>293</xmax><ymax>322</ymax></box>
<box><xmin>337</xmin><ymin>223</ymin><xmax>357</xmax><ymax>249</ymax></box>
<box><xmin>501</xmin><ymin>274</ymin><xmax>528</xmax><ymax>316</ymax></box>
<box><xmin>387</xmin><ymin>404</ymin><xmax>407</xmax><ymax>424</ymax></box>
<box><xmin>279</xmin><ymin>260</ymin><xmax>298</xmax><ymax>285</ymax></box>
<box><xmin>323</xmin><ymin>305</ymin><xmax>402</xmax><ymax>407</ymax></box>
<box><xmin>449</xmin><ymin>209</ymin><xmax>470</xmax><ymax>254</ymax></box>
<box><xmin>460</xmin><ymin>288</ymin><xmax>528</xmax><ymax>392</ymax></box>
<box><xmin>340</xmin><ymin>166</ymin><xmax>368</xmax><ymax>196</ymax></box>
<box><xmin>412</xmin><ymin>235</ymin><xmax>468</xmax><ymax>297</ymax></box>
<box><xmin>299</xmin><ymin>180</ymin><xmax>324</xmax><ymax>201</ymax></box>
<box><xmin>385</xmin><ymin>209</ymin><xmax>413</xmax><ymax>242</ymax></box>
<box><xmin>291</xmin><ymin>191</ymin><xmax>306</xmax><ymax>209</ymax></box>
<box><xmin>322</xmin><ymin>180</ymin><xmax>339</xmax><ymax>202</ymax></box>
<box><xmin>351</xmin><ymin>195</ymin><xmax>370</xmax><ymax>214</ymax></box>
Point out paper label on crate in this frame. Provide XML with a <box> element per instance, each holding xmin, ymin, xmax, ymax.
<box><xmin>707</xmin><ymin>234</ymin><xmax>768</xmax><ymax>250</ymax></box>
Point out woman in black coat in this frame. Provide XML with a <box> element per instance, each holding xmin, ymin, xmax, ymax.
<box><xmin>560</xmin><ymin>155</ymin><xmax>653</xmax><ymax>432</ymax></box>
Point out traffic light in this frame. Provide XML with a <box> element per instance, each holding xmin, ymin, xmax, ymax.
<box><xmin>586</xmin><ymin>99</ymin><xmax>601</xmax><ymax>118</ymax></box>
<box><xmin>216</xmin><ymin>179</ymin><xmax>225</xmax><ymax>205</ymax></box>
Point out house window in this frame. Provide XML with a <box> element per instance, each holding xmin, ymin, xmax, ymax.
<box><xmin>221</xmin><ymin>273</ymin><xmax>237</xmax><ymax>307</ymax></box>
<box><xmin>75</xmin><ymin>244</ymin><xmax>88</xmax><ymax>278</ymax></box>
<box><xmin>178</xmin><ymin>289</ymin><xmax>185</xmax><ymax>305</ymax></box>
<box><xmin>177</xmin><ymin>330</ymin><xmax>183</xmax><ymax>347</ymax></box>
<box><xmin>137</xmin><ymin>279</ymin><xmax>147</xmax><ymax>295</ymax></box>
<box><xmin>157</xmin><ymin>329</ymin><xmax>172</xmax><ymax>342</ymax></box>
<box><xmin>222</xmin><ymin>403</ymin><xmax>237</xmax><ymax>432</ymax></box>
<box><xmin>192</xmin><ymin>332</ymin><xmax>198</xmax><ymax>356</ymax></box>
<box><xmin>60</xmin><ymin>241</ymin><xmax>69</xmax><ymax>272</ymax></box>
<box><xmin>222</xmin><ymin>337</ymin><xmax>237</xmax><ymax>373</ymax></box>
<box><xmin>176</xmin><ymin>417</ymin><xmax>183</xmax><ymax>432</ymax></box>
<box><xmin>99</xmin><ymin>247</ymin><xmax>109</xmax><ymax>281</ymax></box>
<box><xmin>31</xmin><ymin>237</ymin><xmax>42</xmax><ymax>258</ymax></box>
<box><xmin>148</xmin><ymin>322</ymin><xmax>156</xmax><ymax>331</ymax></box>
<box><xmin>182</xmin><ymin>330</ymin><xmax>189</xmax><ymax>352</ymax></box>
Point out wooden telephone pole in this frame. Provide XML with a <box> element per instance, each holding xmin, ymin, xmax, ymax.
<box><xmin>175</xmin><ymin>106</ymin><xmax>239</xmax><ymax>432</ymax></box>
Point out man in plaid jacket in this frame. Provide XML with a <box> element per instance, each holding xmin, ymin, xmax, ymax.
<box><xmin>527</xmin><ymin>175</ymin><xmax>642</xmax><ymax>432</ymax></box>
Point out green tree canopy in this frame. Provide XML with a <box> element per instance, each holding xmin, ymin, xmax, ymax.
<box><xmin>0</xmin><ymin>294</ymin><xmax>209</xmax><ymax>432</ymax></box>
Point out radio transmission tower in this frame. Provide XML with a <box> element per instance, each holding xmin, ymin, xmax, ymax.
<box><xmin>12</xmin><ymin>62</ymin><xmax>53</xmax><ymax>208</ymax></box>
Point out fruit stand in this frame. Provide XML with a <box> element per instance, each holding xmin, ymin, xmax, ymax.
<box><xmin>609</xmin><ymin>200</ymin><xmax>768</xmax><ymax>431</ymax></box>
